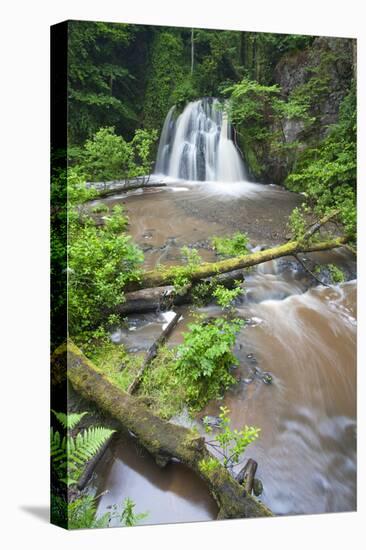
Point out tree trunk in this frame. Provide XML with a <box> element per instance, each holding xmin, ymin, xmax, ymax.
<box><xmin>90</xmin><ymin>179</ymin><xmax>166</xmax><ymax>199</ymax></box>
<box><xmin>52</xmin><ymin>341</ymin><xmax>272</xmax><ymax>520</ymax></box>
<box><xmin>126</xmin><ymin>237</ymin><xmax>349</xmax><ymax>291</ymax></box>
<box><xmin>117</xmin><ymin>269</ymin><xmax>245</xmax><ymax>315</ymax></box>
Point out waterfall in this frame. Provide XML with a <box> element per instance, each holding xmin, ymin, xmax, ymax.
<box><xmin>155</xmin><ymin>98</ymin><xmax>247</xmax><ymax>182</ymax></box>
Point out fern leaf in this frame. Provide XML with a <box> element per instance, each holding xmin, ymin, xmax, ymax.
<box><xmin>51</xmin><ymin>410</ymin><xmax>88</xmax><ymax>430</ymax></box>
<box><xmin>67</xmin><ymin>427</ymin><xmax>115</xmax><ymax>483</ymax></box>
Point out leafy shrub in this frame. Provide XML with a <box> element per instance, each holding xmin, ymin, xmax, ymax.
<box><xmin>67</xmin><ymin>170</ymin><xmax>144</xmax><ymax>335</ymax></box>
<box><xmin>211</xmin><ymin>232</ymin><xmax>250</xmax><ymax>257</ymax></box>
<box><xmin>169</xmin><ymin>246</ymin><xmax>202</xmax><ymax>295</ymax></box>
<box><xmin>82</xmin><ymin>127</ymin><xmax>133</xmax><ymax>181</ymax></box>
<box><xmin>204</xmin><ymin>406</ymin><xmax>260</xmax><ymax>471</ymax></box>
<box><xmin>175</xmin><ymin>317</ymin><xmax>244</xmax><ymax>409</ymax></box>
<box><xmin>80</xmin><ymin>126</ymin><xmax>158</xmax><ymax>182</ymax></box>
<box><xmin>212</xmin><ymin>284</ymin><xmax>243</xmax><ymax>310</ymax></box>
<box><xmin>286</xmin><ymin>87</ymin><xmax>356</xmax><ymax>238</ymax></box>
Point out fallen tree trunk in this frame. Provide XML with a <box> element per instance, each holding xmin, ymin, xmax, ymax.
<box><xmin>52</xmin><ymin>341</ymin><xmax>272</xmax><ymax>519</ymax></box>
<box><xmin>117</xmin><ymin>269</ymin><xmax>245</xmax><ymax>315</ymax></box>
<box><xmin>127</xmin><ymin>311</ymin><xmax>181</xmax><ymax>394</ymax></box>
<box><xmin>127</xmin><ymin>237</ymin><xmax>349</xmax><ymax>291</ymax></box>
<box><xmin>91</xmin><ymin>179</ymin><xmax>166</xmax><ymax>198</ymax></box>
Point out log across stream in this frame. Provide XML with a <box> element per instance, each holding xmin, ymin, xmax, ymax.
<box><xmin>82</xmin><ymin>181</ymin><xmax>356</xmax><ymax>525</ymax></box>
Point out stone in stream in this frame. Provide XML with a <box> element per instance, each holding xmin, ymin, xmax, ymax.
<box><xmin>253</xmin><ymin>478</ymin><xmax>263</xmax><ymax>496</ymax></box>
<box><xmin>261</xmin><ymin>372</ymin><xmax>273</xmax><ymax>384</ymax></box>
<box><xmin>246</xmin><ymin>353</ymin><xmax>258</xmax><ymax>365</ymax></box>
<box><xmin>202</xmin><ymin>415</ymin><xmax>222</xmax><ymax>429</ymax></box>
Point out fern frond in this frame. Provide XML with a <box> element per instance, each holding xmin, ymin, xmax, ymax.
<box><xmin>51</xmin><ymin>410</ymin><xmax>88</xmax><ymax>430</ymax></box>
<box><xmin>51</xmin><ymin>425</ymin><xmax>115</xmax><ymax>486</ymax></box>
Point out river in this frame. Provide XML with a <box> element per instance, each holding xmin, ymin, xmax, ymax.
<box><xmin>88</xmin><ymin>178</ymin><xmax>356</xmax><ymax>525</ymax></box>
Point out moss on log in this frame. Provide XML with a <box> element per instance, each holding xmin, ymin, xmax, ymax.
<box><xmin>127</xmin><ymin>237</ymin><xmax>349</xmax><ymax>291</ymax></box>
<box><xmin>53</xmin><ymin>341</ymin><xmax>272</xmax><ymax>520</ymax></box>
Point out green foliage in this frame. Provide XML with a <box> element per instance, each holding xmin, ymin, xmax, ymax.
<box><xmin>328</xmin><ymin>264</ymin><xmax>345</xmax><ymax>284</ymax></box>
<box><xmin>169</xmin><ymin>247</ymin><xmax>202</xmax><ymax>295</ymax></box>
<box><xmin>68</xmin><ymin>496</ymin><xmax>111</xmax><ymax>529</ymax></box>
<box><xmin>82</xmin><ymin>127</ymin><xmax>133</xmax><ymax>181</ymax></box>
<box><xmin>317</xmin><ymin>264</ymin><xmax>346</xmax><ymax>284</ymax></box>
<box><xmin>88</xmin><ymin>341</ymin><xmax>143</xmax><ymax>392</ymax></box>
<box><xmin>51</xmin><ymin>165</ymin><xmax>68</xmax><ymax>349</ymax></box>
<box><xmin>175</xmin><ymin>317</ymin><xmax>244</xmax><ymax>409</ymax></box>
<box><xmin>198</xmin><ymin>457</ymin><xmax>221</xmax><ymax>474</ymax></box>
<box><xmin>144</xmin><ymin>32</ymin><xmax>185</xmax><ymax>130</ymax></box>
<box><xmin>67</xmin><ymin>170</ymin><xmax>143</xmax><ymax>335</ymax></box>
<box><xmin>91</xmin><ymin>202</ymin><xmax>109</xmax><ymax>214</ymax></box>
<box><xmin>212</xmin><ymin>284</ymin><xmax>243</xmax><ymax>310</ymax></box>
<box><xmin>67</xmin><ymin>495</ymin><xmax>148</xmax><ymax>529</ymax></box>
<box><xmin>139</xmin><ymin>346</ymin><xmax>185</xmax><ymax>419</ymax></box>
<box><xmin>130</xmin><ymin>128</ymin><xmax>159</xmax><ymax>177</ymax></box>
<box><xmin>191</xmin><ymin>280</ymin><xmax>218</xmax><ymax>307</ymax></box>
<box><xmin>181</xmin><ymin>245</ymin><xmax>201</xmax><ymax>267</ymax></box>
<box><xmin>120</xmin><ymin>497</ymin><xmax>149</xmax><ymax>527</ymax></box>
<box><xmin>192</xmin><ymin>30</ymin><xmax>242</xmax><ymax>96</ymax></box>
<box><xmin>51</xmin><ymin>410</ymin><xmax>88</xmax><ymax>430</ymax></box>
<box><xmin>286</xmin><ymin>87</ymin><xmax>356</xmax><ymax>237</ymax></box>
<box><xmin>79</xmin><ymin>126</ymin><xmax>158</xmax><ymax>182</ymax></box>
<box><xmin>204</xmin><ymin>406</ymin><xmax>260</xmax><ymax>470</ymax></box>
<box><xmin>224</xmin><ymin>78</ymin><xmax>281</xmax><ymax>130</ymax></box>
<box><xmin>140</xmin><ymin>316</ymin><xmax>244</xmax><ymax>415</ymax></box>
<box><xmin>68</xmin><ymin>21</ymin><xmax>145</xmax><ymax>143</ymax></box>
<box><xmin>287</xmin><ymin>205</ymin><xmax>308</xmax><ymax>240</ymax></box>
<box><xmin>51</xmin><ymin>425</ymin><xmax>115</xmax><ymax>485</ymax></box>
<box><xmin>170</xmin><ymin>77</ymin><xmax>198</xmax><ymax>108</ymax></box>
<box><xmin>211</xmin><ymin>232</ymin><xmax>250</xmax><ymax>257</ymax></box>
<box><xmin>51</xmin><ymin>411</ymin><xmax>147</xmax><ymax>529</ymax></box>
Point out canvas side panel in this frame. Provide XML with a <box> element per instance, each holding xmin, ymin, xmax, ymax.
<box><xmin>50</xmin><ymin>20</ymin><xmax>68</xmax><ymax>529</ymax></box>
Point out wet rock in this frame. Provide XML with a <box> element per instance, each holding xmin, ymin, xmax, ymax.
<box><xmin>155</xmin><ymin>454</ymin><xmax>170</xmax><ymax>468</ymax></box>
<box><xmin>246</xmin><ymin>353</ymin><xmax>258</xmax><ymax>365</ymax></box>
<box><xmin>202</xmin><ymin>415</ymin><xmax>222</xmax><ymax>429</ymax></box>
<box><xmin>261</xmin><ymin>372</ymin><xmax>273</xmax><ymax>384</ymax></box>
<box><xmin>242</xmin><ymin>377</ymin><xmax>254</xmax><ymax>385</ymax></box>
<box><xmin>253</xmin><ymin>478</ymin><xmax>263</xmax><ymax>496</ymax></box>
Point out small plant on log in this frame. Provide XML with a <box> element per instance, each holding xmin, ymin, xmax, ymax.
<box><xmin>170</xmin><ymin>246</ymin><xmax>202</xmax><ymax>295</ymax></box>
<box><xmin>203</xmin><ymin>406</ymin><xmax>260</xmax><ymax>472</ymax></box>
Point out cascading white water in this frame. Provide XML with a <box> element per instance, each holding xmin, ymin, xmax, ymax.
<box><xmin>155</xmin><ymin>98</ymin><xmax>247</xmax><ymax>182</ymax></box>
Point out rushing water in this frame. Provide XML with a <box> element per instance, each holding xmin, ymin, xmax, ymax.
<box><xmin>155</xmin><ymin>98</ymin><xmax>246</xmax><ymax>182</ymax></box>
<box><xmin>89</xmin><ymin>182</ymin><xmax>356</xmax><ymax>525</ymax></box>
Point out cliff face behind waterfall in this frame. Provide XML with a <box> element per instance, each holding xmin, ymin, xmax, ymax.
<box><xmin>237</xmin><ymin>36</ymin><xmax>355</xmax><ymax>184</ymax></box>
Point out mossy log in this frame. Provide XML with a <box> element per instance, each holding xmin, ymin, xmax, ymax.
<box><xmin>91</xmin><ymin>178</ymin><xmax>166</xmax><ymax>198</ymax></box>
<box><xmin>52</xmin><ymin>341</ymin><xmax>272</xmax><ymax>520</ymax></box>
<box><xmin>127</xmin><ymin>237</ymin><xmax>349</xmax><ymax>291</ymax></box>
<box><xmin>117</xmin><ymin>269</ymin><xmax>245</xmax><ymax>315</ymax></box>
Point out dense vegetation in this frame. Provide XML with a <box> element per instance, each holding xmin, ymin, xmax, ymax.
<box><xmin>67</xmin><ymin>21</ymin><xmax>356</xmax><ymax>237</ymax></box>
<box><xmin>51</xmin><ymin>21</ymin><xmax>356</xmax><ymax>528</ymax></box>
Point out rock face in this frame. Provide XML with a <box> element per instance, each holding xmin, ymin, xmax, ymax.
<box><xmin>241</xmin><ymin>37</ymin><xmax>355</xmax><ymax>185</ymax></box>
<box><xmin>275</xmin><ymin>37</ymin><xmax>354</xmax><ymax>135</ymax></box>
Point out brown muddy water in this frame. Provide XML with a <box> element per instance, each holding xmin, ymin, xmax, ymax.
<box><xmin>89</xmin><ymin>181</ymin><xmax>356</xmax><ymax>524</ymax></box>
